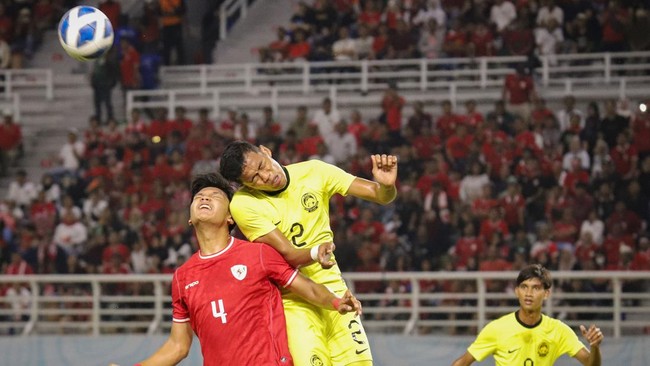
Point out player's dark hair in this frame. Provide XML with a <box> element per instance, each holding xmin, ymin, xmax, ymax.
<box><xmin>517</xmin><ymin>264</ymin><xmax>552</xmax><ymax>289</ymax></box>
<box><xmin>191</xmin><ymin>173</ymin><xmax>234</xmax><ymax>202</ymax></box>
<box><xmin>220</xmin><ymin>141</ymin><xmax>260</xmax><ymax>184</ymax></box>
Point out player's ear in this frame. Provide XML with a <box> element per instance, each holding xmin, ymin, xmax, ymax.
<box><xmin>259</xmin><ymin>145</ymin><xmax>273</xmax><ymax>157</ymax></box>
<box><xmin>188</xmin><ymin>219</ymin><xmax>193</xmax><ymax>226</ymax></box>
<box><xmin>226</xmin><ymin>214</ymin><xmax>234</xmax><ymax>226</ymax></box>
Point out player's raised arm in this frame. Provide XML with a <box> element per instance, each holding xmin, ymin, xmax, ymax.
<box><xmin>288</xmin><ymin>274</ymin><xmax>362</xmax><ymax>316</ymax></box>
<box><xmin>346</xmin><ymin>154</ymin><xmax>398</xmax><ymax>205</ymax></box>
<box><xmin>137</xmin><ymin>321</ymin><xmax>193</xmax><ymax>366</ymax></box>
<box><xmin>574</xmin><ymin>324</ymin><xmax>603</xmax><ymax>366</ymax></box>
<box><xmin>256</xmin><ymin>228</ymin><xmax>336</xmax><ymax>269</ymax></box>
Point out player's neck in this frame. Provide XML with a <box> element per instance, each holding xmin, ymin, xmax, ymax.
<box><xmin>516</xmin><ymin>308</ymin><xmax>543</xmax><ymax>327</ymax></box>
<box><xmin>195</xmin><ymin>227</ymin><xmax>232</xmax><ymax>256</ymax></box>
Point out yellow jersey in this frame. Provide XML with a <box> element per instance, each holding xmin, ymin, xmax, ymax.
<box><xmin>230</xmin><ymin>159</ymin><xmax>356</xmax><ymax>289</ymax></box>
<box><xmin>468</xmin><ymin>312</ymin><xmax>586</xmax><ymax>366</ymax></box>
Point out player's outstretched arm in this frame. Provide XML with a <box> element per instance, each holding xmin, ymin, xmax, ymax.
<box><xmin>257</xmin><ymin>228</ymin><xmax>336</xmax><ymax>269</ymax></box>
<box><xmin>574</xmin><ymin>324</ymin><xmax>603</xmax><ymax>366</ymax></box>
<box><xmin>137</xmin><ymin>322</ymin><xmax>193</xmax><ymax>366</ymax></box>
<box><xmin>450</xmin><ymin>351</ymin><xmax>476</xmax><ymax>366</ymax></box>
<box><xmin>288</xmin><ymin>274</ymin><xmax>362</xmax><ymax>315</ymax></box>
<box><xmin>347</xmin><ymin>154</ymin><xmax>398</xmax><ymax>205</ymax></box>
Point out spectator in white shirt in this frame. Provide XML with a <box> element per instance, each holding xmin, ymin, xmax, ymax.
<box><xmin>312</xmin><ymin>97</ymin><xmax>341</xmax><ymax>137</ymax></box>
<box><xmin>535</xmin><ymin>18</ymin><xmax>564</xmax><ymax>65</ymax></box>
<box><xmin>332</xmin><ymin>26</ymin><xmax>357</xmax><ymax>61</ymax></box>
<box><xmin>580</xmin><ymin>210</ymin><xmax>604</xmax><ymax>245</ymax></box>
<box><xmin>536</xmin><ymin>0</ymin><xmax>564</xmax><ymax>27</ymax></box>
<box><xmin>325</xmin><ymin>121</ymin><xmax>358</xmax><ymax>165</ymax></box>
<box><xmin>355</xmin><ymin>24</ymin><xmax>375</xmax><ymax>60</ymax></box>
<box><xmin>6</xmin><ymin>169</ymin><xmax>37</xmax><ymax>208</ymax></box>
<box><xmin>57</xmin><ymin>129</ymin><xmax>86</xmax><ymax>173</ymax></box>
<box><xmin>459</xmin><ymin>162</ymin><xmax>491</xmax><ymax>203</ymax></box>
<box><xmin>37</xmin><ymin>173</ymin><xmax>61</xmax><ymax>204</ymax></box>
<box><xmin>82</xmin><ymin>189</ymin><xmax>109</xmax><ymax>225</ymax></box>
<box><xmin>412</xmin><ymin>0</ymin><xmax>446</xmax><ymax>29</ymax></box>
<box><xmin>556</xmin><ymin>95</ymin><xmax>584</xmax><ymax>131</ymax></box>
<box><xmin>562</xmin><ymin>136</ymin><xmax>590</xmax><ymax>170</ymax></box>
<box><xmin>490</xmin><ymin>0</ymin><xmax>517</xmax><ymax>32</ymax></box>
<box><xmin>52</xmin><ymin>211</ymin><xmax>88</xmax><ymax>256</ymax></box>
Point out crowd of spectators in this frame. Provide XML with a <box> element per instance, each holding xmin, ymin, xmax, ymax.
<box><xmin>259</xmin><ymin>0</ymin><xmax>650</xmax><ymax>65</ymax></box>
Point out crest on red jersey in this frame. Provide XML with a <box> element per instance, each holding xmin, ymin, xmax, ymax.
<box><xmin>231</xmin><ymin>264</ymin><xmax>247</xmax><ymax>280</ymax></box>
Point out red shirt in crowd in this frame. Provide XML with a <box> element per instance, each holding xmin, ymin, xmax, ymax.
<box><xmin>503</xmin><ymin>73</ymin><xmax>534</xmax><ymax>105</ymax></box>
<box><xmin>453</xmin><ymin>236</ymin><xmax>485</xmax><ymax>269</ymax></box>
<box><xmin>610</xmin><ymin>143</ymin><xmax>638</xmax><ymax>176</ymax></box>
<box><xmin>631</xmin><ymin>113</ymin><xmax>650</xmax><ymax>154</ymax></box>
<box><xmin>0</xmin><ymin>122</ymin><xmax>22</xmax><ymax>151</ymax></box>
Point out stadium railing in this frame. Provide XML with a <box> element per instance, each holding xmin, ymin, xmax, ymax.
<box><xmin>134</xmin><ymin>51</ymin><xmax>650</xmax><ymax>119</ymax></box>
<box><xmin>0</xmin><ymin>69</ymin><xmax>53</xmax><ymax>102</ymax></box>
<box><xmin>160</xmin><ymin>51</ymin><xmax>650</xmax><ymax>94</ymax></box>
<box><xmin>1</xmin><ymin>271</ymin><xmax>648</xmax><ymax>337</ymax></box>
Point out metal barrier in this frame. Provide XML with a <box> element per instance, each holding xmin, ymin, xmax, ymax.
<box><xmin>0</xmin><ymin>69</ymin><xmax>53</xmax><ymax>101</ymax></box>
<box><xmin>1</xmin><ymin>271</ymin><xmax>648</xmax><ymax>337</ymax></box>
<box><xmin>160</xmin><ymin>51</ymin><xmax>650</xmax><ymax>95</ymax></box>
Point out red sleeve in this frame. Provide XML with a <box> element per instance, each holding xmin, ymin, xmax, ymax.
<box><xmin>171</xmin><ymin>271</ymin><xmax>190</xmax><ymax>323</ymax></box>
<box><xmin>259</xmin><ymin>244</ymin><xmax>298</xmax><ymax>288</ymax></box>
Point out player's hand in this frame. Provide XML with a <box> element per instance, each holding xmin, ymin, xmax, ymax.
<box><xmin>580</xmin><ymin>324</ymin><xmax>604</xmax><ymax>348</ymax></box>
<box><xmin>371</xmin><ymin>154</ymin><xmax>398</xmax><ymax>187</ymax></box>
<box><xmin>318</xmin><ymin>242</ymin><xmax>336</xmax><ymax>269</ymax></box>
<box><xmin>336</xmin><ymin>290</ymin><xmax>362</xmax><ymax>316</ymax></box>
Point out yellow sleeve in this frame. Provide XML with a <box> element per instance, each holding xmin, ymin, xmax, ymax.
<box><xmin>311</xmin><ymin>160</ymin><xmax>356</xmax><ymax>196</ymax></box>
<box><xmin>230</xmin><ymin>191</ymin><xmax>277</xmax><ymax>242</ymax></box>
<box><xmin>557</xmin><ymin>322</ymin><xmax>587</xmax><ymax>357</ymax></box>
<box><xmin>467</xmin><ymin>320</ymin><xmax>498</xmax><ymax>362</ymax></box>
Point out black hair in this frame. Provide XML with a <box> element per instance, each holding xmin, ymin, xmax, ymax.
<box><xmin>219</xmin><ymin>141</ymin><xmax>260</xmax><ymax>184</ymax></box>
<box><xmin>516</xmin><ymin>264</ymin><xmax>552</xmax><ymax>289</ymax></box>
<box><xmin>191</xmin><ymin>173</ymin><xmax>234</xmax><ymax>202</ymax></box>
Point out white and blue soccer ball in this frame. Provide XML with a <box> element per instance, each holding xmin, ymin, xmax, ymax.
<box><xmin>58</xmin><ymin>6</ymin><xmax>114</xmax><ymax>61</ymax></box>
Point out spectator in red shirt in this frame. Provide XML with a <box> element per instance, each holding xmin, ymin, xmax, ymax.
<box><xmin>502</xmin><ymin>18</ymin><xmax>535</xmax><ymax>56</ymax></box>
<box><xmin>287</xmin><ymin>29</ymin><xmax>311</xmax><ymax>61</ymax></box>
<box><xmin>169</xmin><ymin>106</ymin><xmax>193</xmax><ymax>140</ymax></box>
<box><xmin>0</xmin><ymin>109</ymin><xmax>22</xmax><ymax>176</ymax></box>
<box><xmin>390</xmin><ymin>19</ymin><xmax>418</xmax><ymax>58</ymax></box>
<box><xmin>479</xmin><ymin>208</ymin><xmax>510</xmax><ymax>242</ymax></box>
<box><xmin>451</xmin><ymin>224</ymin><xmax>485</xmax><ymax>270</ymax></box>
<box><xmin>119</xmin><ymin>39</ymin><xmax>140</xmax><ymax>100</ymax></box>
<box><xmin>602</xmin><ymin>222</ymin><xmax>635</xmax><ymax>268</ymax></box>
<box><xmin>610</xmin><ymin>133</ymin><xmax>638</xmax><ymax>179</ymax></box>
<box><xmin>500</xmin><ymin>176</ymin><xmax>525</xmax><ymax>231</ymax></box>
<box><xmin>600</xmin><ymin>1</ymin><xmax>628</xmax><ymax>52</ymax></box>
<box><xmin>553</xmin><ymin>209</ymin><xmax>579</xmax><ymax>244</ymax></box>
<box><xmin>380</xmin><ymin>84</ymin><xmax>406</xmax><ymax>142</ymax></box>
<box><xmin>460</xmin><ymin>99</ymin><xmax>484</xmax><ymax>132</ymax></box>
<box><xmin>358</xmin><ymin>0</ymin><xmax>382</xmax><ymax>32</ymax></box>
<box><xmin>502</xmin><ymin>64</ymin><xmax>536</xmax><ymax>123</ymax></box>
<box><xmin>442</xmin><ymin>19</ymin><xmax>468</xmax><ymax>57</ymax></box>
<box><xmin>606</xmin><ymin>201</ymin><xmax>642</xmax><ymax>236</ymax></box>
<box><xmin>446</xmin><ymin>123</ymin><xmax>473</xmax><ymax>172</ymax></box>
<box><xmin>349</xmin><ymin>207</ymin><xmax>385</xmax><ymax>243</ymax></box>
<box><xmin>468</xmin><ymin>22</ymin><xmax>494</xmax><ymax>57</ymax></box>
<box><xmin>436</xmin><ymin>100</ymin><xmax>461</xmax><ymax>139</ymax></box>
<box><xmin>266</xmin><ymin>26</ymin><xmax>289</xmax><ymax>62</ymax></box>
<box><xmin>530</xmin><ymin>97</ymin><xmax>555</xmax><ymax>129</ymax></box>
<box><xmin>472</xmin><ymin>183</ymin><xmax>498</xmax><ymax>221</ymax></box>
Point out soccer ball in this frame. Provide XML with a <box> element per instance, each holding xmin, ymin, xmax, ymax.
<box><xmin>58</xmin><ymin>6</ymin><xmax>114</xmax><ymax>61</ymax></box>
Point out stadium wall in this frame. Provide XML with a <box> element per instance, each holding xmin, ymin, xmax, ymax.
<box><xmin>1</xmin><ymin>334</ymin><xmax>648</xmax><ymax>365</ymax></box>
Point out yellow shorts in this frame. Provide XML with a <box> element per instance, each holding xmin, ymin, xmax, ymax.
<box><xmin>283</xmin><ymin>290</ymin><xmax>373</xmax><ymax>366</ymax></box>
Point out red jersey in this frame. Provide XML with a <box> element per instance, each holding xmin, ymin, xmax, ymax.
<box><xmin>632</xmin><ymin>114</ymin><xmax>650</xmax><ymax>153</ymax></box>
<box><xmin>172</xmin><ymin>238</ymin><xmax>297</xmax><ymax>366</ymax></box>
<box><xmin>504</xmin><ymin>74</ymin><xmax>534</xmax><ymax>105</ymax></box>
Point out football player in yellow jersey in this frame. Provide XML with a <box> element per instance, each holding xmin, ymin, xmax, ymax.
<box><xmin>451</xmin><ymin>264</ymin><xmax>604</xmax><ymax>366</ymax></box>
<box><xmin>220</xmin><ymin>141</ymin><xmax>398</xmax><ymax>366</ymax></box>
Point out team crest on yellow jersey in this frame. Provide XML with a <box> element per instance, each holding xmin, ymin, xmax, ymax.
<box><xmin>301</xmin><ymin>192</ymin><xmax>318</xmax><ymax>212</ymax></box>
<box><xmin>310</xmin><ymin>354</ymin><xmax>324</xmax><ymax>366</ymax></box>
<box><xmin>537</xmin><ymin>342</ymin><xmax>549</xmax><ymax>357</ymax></box>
